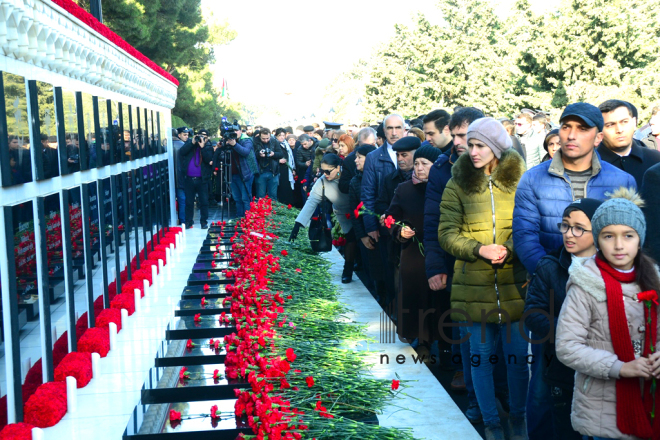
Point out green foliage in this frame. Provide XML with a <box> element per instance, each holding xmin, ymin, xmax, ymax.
<box><xmin>76</xmin><ymin>0</ymin><xmax>242</xmax><ymax>130</ymax></box>
<box><xmin>335</xmin><ymin>0</ymin><xmax>660</xmax><ymax>121</ymax></box>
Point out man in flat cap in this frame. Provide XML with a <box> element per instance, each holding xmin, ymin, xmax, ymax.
<box><xmin>173</xmin><ymin>127</ymin><xmax>191</xmax><ymax>224</ymax></box>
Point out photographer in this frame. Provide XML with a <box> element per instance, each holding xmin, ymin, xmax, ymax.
<box><xmin>218</xmin><ymin>125</ymin><xmax>258</xmax><ymax>218</ymax></box>
<box><xmin>180</xmin><ymin>129</ymin><xmax>214</xmax><ymax>229</ymax></box>
<box><xmin>253</xmin><ymin>127</ymin><xmax>284</xmax><ymax>200</ymax></box>
<box><xmin>172</xmin><ymin>127</ymin><xmax>191</xmax><ymax>224</ymax></box>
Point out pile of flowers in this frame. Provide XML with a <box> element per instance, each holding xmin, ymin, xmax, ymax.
<box><xmin>216</xmin><ymin>198</ymin><xmax>415</xmax><ymax>439</ymax></box>
<box><xmin>0</xmin><ymin>226</ymin><xmax>182</xmax><ymax>431</ymax></box>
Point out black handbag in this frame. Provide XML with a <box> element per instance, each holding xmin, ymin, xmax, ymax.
<box><xmin>308</xmin><ymin>180</ymin><xmax>333</xmax><ymax>253</ymax></box>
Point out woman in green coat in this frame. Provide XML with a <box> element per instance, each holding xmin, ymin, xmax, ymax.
<box><xmin>439</xmin><ymin>117</ymin><xmax>528</xmax><ymax>440</ymax></box>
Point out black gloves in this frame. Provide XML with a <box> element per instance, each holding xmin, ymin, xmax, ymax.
<box><xmin>289</xmin><ymin>222</ymin><xmax>302</xmax><ymax>242</ymax></box>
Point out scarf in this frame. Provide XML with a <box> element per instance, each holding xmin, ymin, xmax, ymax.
<box><xmin>399</xmin><ymin>168</ymin><xmax>413</xmax><ymax>182</ymax></box>
<box><xmin>595</xmin><ymin>256</ymin><xmax>660</xmax><ymax>439</ymax></box>
<box><xmin>411</xmin><ymin>170</ymin><xmax>427</xmax><ymax>184</ymax></box>
<box><xmin>281</xmin><ymin>141</ymin><xmax>295</xmax><ymax>189</ymax></box>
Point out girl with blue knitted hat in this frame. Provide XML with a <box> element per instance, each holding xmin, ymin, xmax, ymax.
<box><xmin>556</xmin><ymin>188</ymin><xmax>660</xmax><ymax>440</ymax></box>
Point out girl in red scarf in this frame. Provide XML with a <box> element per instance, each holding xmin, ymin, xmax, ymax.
<box><xmin>556</xmin><ymin>188</ymin><xmax>660</xmax><ymax>440</ymax></box>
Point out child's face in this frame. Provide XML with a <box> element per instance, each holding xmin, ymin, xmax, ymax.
<box><xmin>598</xmin><ymin>224</ymin><xmax>640</xmax><ymax>271</ymax></box>
<box><xmin>561</xmin><ymin>210</ymin><xmax>597</xmax><ymax>258</ymax></box>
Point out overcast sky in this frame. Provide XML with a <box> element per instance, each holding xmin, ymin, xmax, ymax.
<box><xmin>202</xmin><ymin>0</ymin><xmax>560</xmax><ymax>123</ymax></box>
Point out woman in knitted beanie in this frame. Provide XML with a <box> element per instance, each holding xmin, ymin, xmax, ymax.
<box><xmin>439</xmin><ymin>117</ymin><xmax>528</xmax><ymax>440</ymax></box>
<box><xmin>556</xmin><ymin>187</ymin><xmax>660</xmax><ymax>440</ymax></box>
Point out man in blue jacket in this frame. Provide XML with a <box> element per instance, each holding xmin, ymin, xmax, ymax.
<box><xmin>361</xmin><ymin>114</ymin><xmax>406</xmax><ymax>312</ymax></box>
<box><xmin>512</xmin><ymin>102</ymin><xmax>636</xmax><ymax>440</ymax></box>
<box><xmin>226</xmin><ymin>127</ymin><xmax>258</xmax><ymax>218</ymax></box>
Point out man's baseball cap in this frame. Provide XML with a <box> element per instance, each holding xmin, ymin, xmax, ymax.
<box><xmin>560</xmin><ymin>103</ymin><xmax>604</xmax><ymax>132</ymax></box>
<box><xmin>196</xmin><ymin>129</ymin><xmax>210</xmax><ymax>136</ymax></box>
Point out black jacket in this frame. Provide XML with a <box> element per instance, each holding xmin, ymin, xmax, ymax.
<box><xmin>180</xmin><ymin>139</ymin><xmax>214</xmax><ymax>182</ymax></box>
<box><xmin>172</xmin><ymin>136</ymin><xmax>186</xmax><ymax>189</ymax></box>
<box><xmin>294</xmin><ymin>146</ymin><xmax>315</xmax><ymax>177</ymax></box>
<box><xmin>642</xmin><ymin>162</ymin><xmax>660</xmax><ymax>263</ymax></box>
<box><xmin>524</xmin><ymin>246</ymin><xmax>575</xmax><ymax>389</ymax></box>
<box><xmin>375</xmin><ymin>168</ymin><xmax>409</xmax><ymax>216</ymax></box>
<box><xmin>596</xmin><ymin>139</ymin><xmax>660</xmax><ymax>188</ymax></box>
<box><xmin>253</xmin><ymin>137</ymin><xmax>284</xmax><ymax>175</ymax></box>
<box><xmin>348</xmin><ymin>171</ymin><xmax>367</xmax><ymax>239</ymax></box>
<box><xmin>338</xmin><ymin>151</ymin><xmax>357</xmax><ymax>194</ymax></box>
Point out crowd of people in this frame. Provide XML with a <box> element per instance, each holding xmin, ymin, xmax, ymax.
<box><xmin>173</xmin><ymin>101</ymin><xmax>660</xmax><ymax>440</ymax></box>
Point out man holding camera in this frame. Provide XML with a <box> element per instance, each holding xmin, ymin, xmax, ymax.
<box><xmin>173</xmin><ymin>127</ymin><xmax>191</xmax><ymax>224</ymax></box>
<box><xmin>180</xmin><ymin>129</ymin><xmax>214</xmax><ymax>229</ymax></box>
<box><xmin>253</xmin><ymin>127</ymin><xmax>284</xmax><ymax>200</ymax></box>
<box><xmin>221</xmin><ymin>126</ymin><xmax>258</xmax><ymax>217</ymax></box>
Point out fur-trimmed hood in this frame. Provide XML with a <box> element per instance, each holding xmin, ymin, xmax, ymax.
<box><xmin>451</xmin><ymin>148</ymin><xmax>526</xmax><ymax>195</ymax></box>
<box><xmin>568</xmin><ymin>256</ymin><xmax>660</xmax><ymax>302</ymax></box>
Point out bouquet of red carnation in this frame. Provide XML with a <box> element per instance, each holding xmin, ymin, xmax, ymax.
<box><xmin>111</xmin><ymin>293</ymin><xmax>136</xmax><ymax>315</ymax></box>
<box><xmin>77</xmin><ymin>327</ymin><xmax>110</xmax><ymax>357</ymax></box>
<box><xmin>0</xmin><ymin>422</ymin><xmax>35</xmax><ymax>440</ymax></box>
<box><xmin>95</xmin><ymin>308</ymin><xmax>122</xmax><ymax>332</ymax></box>
<box><xmin>121</xmin><ymin>280</ymin><xmax>145</xmax><ymax>297</ymax></box>
<box><xmin>23</xmin><ymin>382</ymin><xmax>67</xmax><ymax>428</ymax></box>
<box><xmin>52</xmin><ymin>333</ymin><xmax>69</xmax><ymax>367</ymax></box>
<box><xmin>75</xmin><ymin>313</ymin><xmax>89</xmax><ymax>340</ymax></box>
<box><xmin>131</xmin><ymin>269</ymin><xmax>153</xmax><ymax>286</ymax></box>
<box><xmin>140</xmin><ymin>259</ymin><xmax>160</xmax><ymax>274</ymax></box>
<box><xmin>147</xmin><ymin>250</ymin><xmax>167</xmax><ymax>264</ymax></box>
<box><xmin>153</xmin><ymin>244</ymin><xmax>170</xmax><ymax>253</ymax></box>
<box><xmin>54</xmin><ymin>352</ymin><xmax>93</xmax><ymax>387</ymax></box>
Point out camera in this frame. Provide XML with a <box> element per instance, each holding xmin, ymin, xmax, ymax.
<box><xmin>194</xmin><ymin>135</ymin><xmax>205</xmax><ymax>144</ymax></box>
<box><xmin>69</xmin><ymin>154</ymin><xmax>80</xmax><ymax>163</ymax></box>
<box><xmin>220</xmin><ymin>117</ymin><xmax>240</xmax><ymax>141</ymax></box>
<box><xmin>260</xmin><ymin>147</ymin><xmax>272</xmax><ymax>156</ymax></box>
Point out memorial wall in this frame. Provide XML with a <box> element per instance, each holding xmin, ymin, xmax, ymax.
<box><xmin>0</xmin><ymin>0</ymin><xmax>178</xmax><ymax>426</ymax></box>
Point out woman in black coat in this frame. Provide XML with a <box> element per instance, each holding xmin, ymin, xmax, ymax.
<box><xmin>275</xmin><ymin>129</ymin><xmax>295</xmax><ymax>205</ymax></box>
<box><xmin>385</xmin><ymin>145</ymin><xmax>448</xmax><ymax>345</ymax></box>
<box><xmin>349</xmin><ymin>145</ymin><xmax>378</xmax><ymax>294</ymax></box>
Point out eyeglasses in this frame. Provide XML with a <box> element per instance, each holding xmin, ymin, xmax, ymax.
<box><xmin>515</xmin><ymin>123</ymin><xmax>525</xmax><ymax>127</ymax></box>
<box><xmin>332</xmin><ymin>138</ymin><xmax>339</xmax><ymax>143</ymax></box>
<box><xmin>321</xmin><ymin>167</ymin><xmax>336</xmax><ymax>175</ymax></box>
<box><xmin>557</xmin><ymin>222</ymin><xmax>591</xmax><ymax>237</ymax></box>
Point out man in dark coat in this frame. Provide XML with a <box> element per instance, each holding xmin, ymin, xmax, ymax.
<box><xmin>180</xmin><ymin>129</ymin><xmax>214</xmax><ymax>229</ymax></box>
<box><xmin>423</xmin><ymin>107</ymin><xmax>485</xmax><ymax>413</ymax></box>
<box><xmin>596</xmin><ymin>99</ymin><xmax>660</xmax><ymax>187</ymax></box>
<box><xmin>373</xmin><ymin>136</ymin><xmax>419</xmax><ymax>311</ymax></box>
<box><xmin>172</xmin><ymin>127</ymin><xmax>190</xmax><ymax>224</ymax></box>
<box><xmin>253</xmin><ymin>127</ymin><xmax>284</xmax><ymax>201</ymax></box>
<box><xmin>338</xmin><ymin>127</ymin><xmax>377</xmax><ymax>194</ymax></box>
<box><xmin>642</xmin><ymin>162</ymin><xmax>660</xmax><ymax>262</ymax></box>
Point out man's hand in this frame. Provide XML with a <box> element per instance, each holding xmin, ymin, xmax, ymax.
<box><xmin>209</xmin><ymin>161</ymin><xmax>213</xmax><ymax>165</ymax></box>
<box><xmin>428</xmin><ymin>274</ymin><xmax>448</xmax><ymax>291</ymax></box>
<box><xmin>620</xmin><ymin>357</ymin><xmax>652</xmax><ymax>379</ymax></box>
<box><xmin>368</xmin><ymin>230</ymin><xmax>380</xmax><ymax>243</ymax></box>
<box><xmin>279</xmin><ymin>158</ymin><xmax>287</xmax><ymax>164</ymax></box>
<box><xmin>379</xmin><ymin>214</ymin><xmax>385</xmax><ymax>226</ymax></box>
<box><xmin>305</xmin><ymin>160</ymin><xmax>311</xmax><ymax>166</ymax></box>
<box><xmin>361</xmin><ymin>236</ymin><xmax>375</xmax><ymax>250</ymax></box>
<box><xmin>259</xmin><ymin>151</ymin><xmax>266</xmax><ymax>157</ymax></box>
<box><xmin>269</xmin><ymin>151</ymin><xmax>275</xmax><ymax>157</ymax></box>
<box><xmin>227</xmin><ymin>139</ymin><xmax>237</xmax><ymax>146</ymax></box>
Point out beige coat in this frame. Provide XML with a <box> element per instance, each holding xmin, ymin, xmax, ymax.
<box><xmin>556</xmin><ymin>257</ymin><xmax>660</xmax><ymax>440</ymax></box>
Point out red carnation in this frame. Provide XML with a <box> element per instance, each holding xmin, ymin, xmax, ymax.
<box><xmin>194</xmin><ymin>313</ymin><xmax>201</xmax><ymax>323</ymax></box>
<box><xmin>179</xmin><ymin>367</ymin><xmax>190</xmax><ymax>381</ymax></box>
<box><xmin>281</xmin><ymin>249</ymin><xmax>288</xmax><ymax>256</ymax></box>
<box><xmin>213</xmin><ymin>369</ymin><xmax>221</xmax><ymax>380</ymax></box>
<box><xmin>384</xmin><ymin>215</ymin><xmax>396</xmax><ymax>229</ymax></box>
<box><xmin>305</xmin><ymin>376</ymin><xmax>315</xmax><ymax>388</ymax></box>
<box><xmin>186</xmin><ymin>339</ymin><xmax>195</xmax><ymax>349</ymax></box>
<box><xmin>354</xmin><ymin>201</ymin><xmax>364</xmax><ymax>219</ymax></box>
<box><xmin>203</xmin><ymin>283</ymin><xmax>210</xmax><ymax>291</ymax></box>
<box><xmin>210</xmin><ymin>404</ymin><xmax>221</xmax><ymax>419</ymax></box>
<box><xmin>24</xmin><ymin>382</ymin><xmax>67</xmax><ymax>428</ymax></box>
<box><xmin>169</xmin><ymin>409</ymin><xmax>181</xmax><ymax>421</ymax></box>
<box><xmin>207</xmin><ymin>271</ymin><xmax>212</xmax><ymax>278</ymax></box>
<box><xmin>295</xmin><ymin>268</ymin><xmax>302</xmax><ymax>273</ymax></box>
<box><xmin>345</xmin><ymin>213</ymin><xmax>351</xmax><ymax>219</ymax></box>
<box><xmin>392</xmin><ymin>379</ymin><xmax>400</xmax><ymax>390</ymax></box>
<box><xmin>286</xmin><ymin>348</ymin><xmax>297</xmax><ymax>362</ymax></box>
<box><xmin>638</xmin><ymin>290</ymin><xmax>659</xmax><ymax>305</ymax></box>
<box><xmin>287</xmin><ymin>204</ymin><xmax>292</xmax><ymax>209</ymax></box>
<box><xmin>201</xmin><ymin>296</ymin><xmax>206</xmax><ymax>306</ymax></box>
